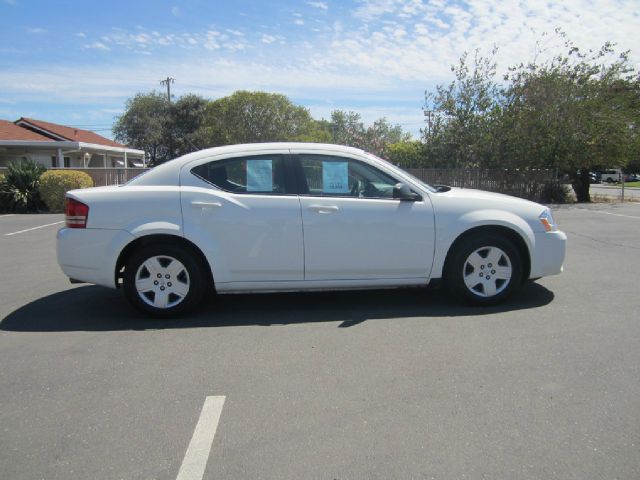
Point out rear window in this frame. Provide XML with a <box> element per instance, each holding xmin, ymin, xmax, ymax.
<box><xmin>191</xmin><ymin>155</ymin><xmax>287</xmax><ymax>194</ymax></box>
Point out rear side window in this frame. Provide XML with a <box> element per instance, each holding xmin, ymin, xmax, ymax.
<box><xmin>191</xmin><ymin>155</ymin><xmax>287</xmax><ymax>194</ymax></box>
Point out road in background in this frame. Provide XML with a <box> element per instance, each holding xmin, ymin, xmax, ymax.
<box><xmin>590</xmin><ymin>184</ymin><xmax>640</xmax><ymax>199</ymax></box>
<box><xmin>1</xmin><ymin>207</ymin><xmax>639</xmax><ymax>479</ymax></box>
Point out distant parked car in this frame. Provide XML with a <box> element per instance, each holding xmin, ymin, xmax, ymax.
<box><xmin>600</xmin><ymin>169</ymin><xmax>623</xmax><ymax>183</ymax></box>
<box><xmin>624</xmin><ymin>173</ymin><xmax>640</xmax><ymax>182</ymax></box>
<box><xmin>57</xmin><ymin>143</ymin><xmax>567</xmax><ymax>316</ymax></box>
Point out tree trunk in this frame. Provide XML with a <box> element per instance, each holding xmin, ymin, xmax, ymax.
<box><xmin>571</xmin><ymin>167</ymin><xmax>591</xmax><ymax>202</ymax></box>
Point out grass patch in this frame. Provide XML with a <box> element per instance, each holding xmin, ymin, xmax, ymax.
<box><xmin>590</xmin><ymin>193</ymin><xmax>640</xmax><ymax>203</ymax></box>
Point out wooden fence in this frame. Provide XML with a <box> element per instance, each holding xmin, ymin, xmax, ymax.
<box><xmin>51</xmin><ymin>168</ymin><xmax>148</xmax><ymax>186</ymax></box>
<box><xmin>0</xmin><ymin>167</ymin><xmax>147</xmax><ymax>187</ymax></box>
<box><xmin>406</xmin><ymin>168</ymin><xmax>560</xmax><ymax>202</ymax></box>
<box><xmin>1</xmin><ymin>166</ymin><xmax>561</xmax><ymax>201</ymax></box>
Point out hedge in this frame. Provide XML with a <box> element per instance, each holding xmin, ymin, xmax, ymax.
<box><xmin>39</xmin><ymin>170</ymin><xmax>94</xmax><ymax>212</ymax></box>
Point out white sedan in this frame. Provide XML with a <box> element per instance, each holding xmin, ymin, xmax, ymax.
<box><xmin>57</xmin><ymin>143</ymin><xmax>566</xmax><ymax>316</ymax></box>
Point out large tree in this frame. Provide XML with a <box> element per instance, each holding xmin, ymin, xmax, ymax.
<box><xmin>328</xmin><ymin>110</ymin><xmax>410</xmax><ymax>157</ymax></box>
<box><xmin>423</xmin><ymin>49</ymin><xmax>501</xmax><ymax>168</ymax></box>
<box><xmin>502</xmin><ymin>39</ymin><xmax>640</xmax><ymax>201</ymax></box>
<box><xmin>113</xmin><ymin>92</ymin><xmax>170</xmax><ymax>165</ymax></box>
<box><xmin>114</xmin><ymin>92</ymin><xmax>207</xmax><ymax>165</ymax></box>
<box><xmin>196</xmin><ymin>91</ymin><xmax>318</xmax><ymax>146</ymax></box>
<box><xmin>386</xmin><ymin>140</ymin><xmax>426</xmax><ymax>167</ymax></box>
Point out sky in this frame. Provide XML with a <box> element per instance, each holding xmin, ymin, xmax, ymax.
<box><xmin>0</xmin><ymin>0</ymin><xmax>639</xmax><ymax>139</ymax></box>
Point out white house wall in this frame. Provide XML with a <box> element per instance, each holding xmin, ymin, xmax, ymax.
<box><xmin>0</xmin><ymin>148</ymin><xmax>134</xmax><ymax>168</ymax></box>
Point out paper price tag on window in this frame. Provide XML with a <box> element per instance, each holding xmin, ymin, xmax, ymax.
<box><xmin>247</xmin><ymin>159</ymin><xmax>273</xmax><ymax>192</ymax></box>
<box><xmin>322</xmin><ymin>161</ymin><xmax>349</xmax><ymax>194</ymax></box>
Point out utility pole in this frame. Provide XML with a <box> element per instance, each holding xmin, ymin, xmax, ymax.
<box><xmin>424</xmin><ymin>110</ymin><xmax>433</xmax><ymax>139</ymax></box>
<box><xmin>159</xmin><ymin>77</ymin><xmax>175</xmax><ymax>102</ymax></box>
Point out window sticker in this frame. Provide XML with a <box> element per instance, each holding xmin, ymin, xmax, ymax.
<box><xmin>322</xmin><ymin>161</ymin><xmax>349</xmax><ymax>194</ymax></box>
<box><xmin>246</xmin><ymin>159</ymin><xmax>273</xmax><ymax>191</ymax></box>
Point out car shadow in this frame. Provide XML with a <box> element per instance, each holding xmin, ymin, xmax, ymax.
<box><xmin>1</xmin><ymin>282</ymin><xmax>555</xmax><ymax>332</ymax></box>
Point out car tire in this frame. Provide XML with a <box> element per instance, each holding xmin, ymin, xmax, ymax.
<box><xmin>123</xmin><ymin>244</ymin><xmax>206</xmax><ymax>317</ymax></box>
<box><xmin>445</xmin><ymin>234</ymin><xmax>523</xmax><ymax>306</ymax></box>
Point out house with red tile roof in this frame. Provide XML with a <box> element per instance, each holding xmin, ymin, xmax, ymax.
<box><xmin>0</xmin><ymin>118</ymin><xmax>145</xmax><ymax>169</ymax></box>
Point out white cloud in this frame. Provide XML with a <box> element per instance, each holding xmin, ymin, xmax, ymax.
<box><xmin>294</xmin><ymin>18</ymin><xmax>305</xmax><ymax>25</ymax></box>
<box><xmin>171</xmin><ymin>6</ymin><xmax>180</xmax><ymax>16</ymax></box>
<box><xmin>2</xmin><ymin>0</ymin><xmax>640</xmax><ymax>141</ymax></box>
<box><xmin>307</xmin><ymin>1</ymin><xmax>328</xmax><ymax>10</ymax></box>
<box><xmin>75</xmin><ymin>32</ymin><xmax>86</xmax><ymax>38</ymax></box>
<box><xmin>83</xmin><ymin>42</ymin><xmax>110</xmax><ymax>51</ymax></box>
<box><xmin>204</xmin><ymin>30</ymin><xmax>220</xmax><ymax>50</ymax></box>
<box><xmin>3</xmin><ymin>0</ymin><xmax>17</xmax><ymax>5</ymax></box>
<box><xmin>26</xmin><ymin>27</ymin><xmax>46</xmax><ymax>34</ymax></box>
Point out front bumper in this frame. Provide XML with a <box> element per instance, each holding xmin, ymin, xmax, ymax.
<box><xmin>529</xmin><ymin>230</ymin><xmax>567</xmax><ymax>279</ymax></box>
<box><xmin>57</xmin><ymin>228</ymin><xmax>135</xmax><ymax>288</ymax></box>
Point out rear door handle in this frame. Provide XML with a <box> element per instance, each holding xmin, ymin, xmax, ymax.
<box><xmin>191</xmin><ymin>201</ymin><xmax>222</xmax><ymax>209</ymax></box>
<box><xmin>308</xmin><ymin>205</ymin><xmax>339</xmax><ymax>214</ymax></box>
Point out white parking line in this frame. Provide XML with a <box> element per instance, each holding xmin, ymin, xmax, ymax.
<box><xmin>176</xmin><ymin>396</ymin><xmax>226</xmax><ymax>480</ymax></box>
<box><xmin>0</xmin><ymin>214</ymin><xmax>16</xmax><ymax>218</ymax></box>
<box><xmin>4</xmin><ymin>221</ymin><xmax>64</xmax><ymax>236</ymax></box>
<box><xmin>575</xmin><ymin>208</ymin><xmax>640</xmax><ymax>220</ymax></box>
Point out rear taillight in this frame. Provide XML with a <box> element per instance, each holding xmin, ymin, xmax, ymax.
<box><xmin>65</xmin><ymin>197</ymin><xmax>89</xmax><ymax>228</ymax></box>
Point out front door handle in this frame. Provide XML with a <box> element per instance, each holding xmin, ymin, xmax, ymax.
<box><xmin>191</xmin><ymin>201</ymin><xmax>222</xmax><ymax>209</ymax></box>
<box><xmin>308</xmin><ymin>205</ymin><xmax>339</xmax><ymax>214</ymax></box>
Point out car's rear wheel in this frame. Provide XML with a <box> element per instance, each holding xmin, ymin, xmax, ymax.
<box><xmin>445</xmin><ymin>234</ymin><xmax>523</xmax><ymax>305</ymax></box>
<box><xmin>123</xmin><ymin>244</ymin><xmax>206</xmax><ymax>316</ymax></box>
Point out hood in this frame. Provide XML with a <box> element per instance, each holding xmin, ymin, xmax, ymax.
<box><xmin>431</xmin><ymin>187</ymin><xmax>547</xmax><ymax>219</ymax></box>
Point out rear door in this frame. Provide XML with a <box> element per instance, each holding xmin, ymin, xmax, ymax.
<box><xmin>180</xmin><ymin>152</ymin><xmax>304</xmax><ymax>284</ymax></box>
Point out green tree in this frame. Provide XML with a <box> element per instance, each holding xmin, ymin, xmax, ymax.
<box><xmin>328</xmin><ymin>110</ymin><xmax>410</xmax><ymax>157</ymax></box>
<box><xmin>502</xmin><ymin>38</ymin><xmax>640</xmax><ymax>201</ymax></box>
<box><xmin>423</xmin><ymin>49</ymin><xmax>501</xmax><ymax>168</ymax></box>
<box><xmin>170</xmin><ymin>94</ymin><xmax>208</xmax><ymax>156</ymax></box>
<box><xmin>196</xmin><ymin>91</ymin><xmax>317</xmax><ymax>146</ymax></box>
<box><xmin>113</xmin><ymin>91</ymin><xmax>170</xmax><ymax>165</ymax></box>
<box><xmin>114</xmin><ymin>92</ymin><xmax>207</xmax><ymax>165</ymax></box>
<box><xmin>386</xmin><ymin>141</ymin><xmax>426</xmax><ymax>167</ymax></box>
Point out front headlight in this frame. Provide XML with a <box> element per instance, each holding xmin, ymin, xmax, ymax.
<box><xmin>539</xmin><ymin>208</ymin><xmax>557</xmax><ymax>232</ymax></box>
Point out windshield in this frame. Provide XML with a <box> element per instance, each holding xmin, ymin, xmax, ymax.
<box><xmin>364</xmin><ymin>152</ymin><xmax>437</xmax><ymax>193</ymax></box>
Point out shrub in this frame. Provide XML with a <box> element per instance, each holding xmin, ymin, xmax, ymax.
<box><xmin>0</xmin><ymin>160</ymin><xmax>46</xmax><ymax>212</ymax></box>
<box><xmin>539</xmin><ymin>181</ymin><xmax>571</xmax><ymax>204</ymax></box>
<box><xmin>39</xmin><ymin>170</ymin><xmax>94</xmax><ymax>212</ymax></box>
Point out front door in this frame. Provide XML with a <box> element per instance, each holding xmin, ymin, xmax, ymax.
<box><xmin>296</xmin><ymin>154</ymin><xmax>435</xmax><ymax>281</ymax></box>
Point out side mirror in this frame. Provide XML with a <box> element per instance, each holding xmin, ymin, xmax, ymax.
<box><xmin>393</xmin><ymin>183</ymin><xmax>420</xmax><ymax>201</ymax></box>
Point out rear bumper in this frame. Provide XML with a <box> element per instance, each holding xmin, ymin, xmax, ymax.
<box><xmin>57</xmin><ymin>228</ymin><xmax>135</xmax><ymax>288</ymax></box>
<box><xmin>529</xmin><ymin>230</ymin><xmax>567</xmax><ymax>278</ymax></box>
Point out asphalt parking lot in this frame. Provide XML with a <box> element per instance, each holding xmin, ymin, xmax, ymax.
<box><xmin>1</xmin><ymin>205</ymin><xmax>639</xmax><ymax>480</ymax></box>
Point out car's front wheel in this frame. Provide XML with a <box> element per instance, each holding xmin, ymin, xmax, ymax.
<box><xmin>123</xmin><ymin>244</ymin><xmax>206</xmax><ymax>316</ymax></box>
<box><xmin>445</xmin><ymin>234</ymin><xmax>523</xmax><ymax>305</ymax></box>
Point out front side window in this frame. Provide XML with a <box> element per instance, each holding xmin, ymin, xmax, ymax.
<box><xmin>299</xmin><ymin>155</ymin><xmax>399</xmax><ymax>199</ymax></box>
<box><xmin>191</xmin><ymin>155</ymin><xmax>287</xmax><ymax>194</ymax></box>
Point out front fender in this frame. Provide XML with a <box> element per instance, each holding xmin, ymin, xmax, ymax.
<box><xmin>430</xmin><ymin>209</ymin><xmax>535</xmax><ymax>279</ymax></box>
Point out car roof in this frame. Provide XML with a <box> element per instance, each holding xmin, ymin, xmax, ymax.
<box><xmin>128</xmin><ymin>143</ymin><xmax>370</xmax><ymax>186</ymax></box>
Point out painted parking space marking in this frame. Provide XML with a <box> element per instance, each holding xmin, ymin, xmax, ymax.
<box><xmin>4</xmin><ymin>221</ymin><xmax>64</xmax><ymax>236</ymax></box>
<box><xmin>176</xmin><ymin>396</ymin><xmax>226</xmax><ymax>480</ymax></box>
<box><xmin>0</xmin><ymin>214</ymin><xmax>16</xmax><ymax>218</ymax></box>
<box><xmin>575</xmin><ymin>208</ymin><xmax>640</xmax><ymax>220</ymax></box>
